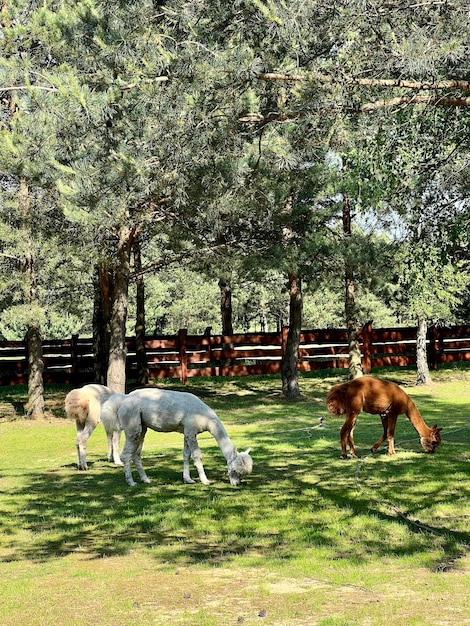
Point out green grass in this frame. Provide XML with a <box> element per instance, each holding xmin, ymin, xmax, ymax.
<box><xmin>1</xmin><ymin>368</ymin><xmax>470</xmax><ymax>625</ymax></box>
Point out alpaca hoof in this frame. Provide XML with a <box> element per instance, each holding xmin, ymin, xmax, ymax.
<box><xmin>114</xmin><ymin>461</ymin><xmax>124</xmax><ymax>466</ymax></box>
<box><xmin>78</xmin><ymin>464</ymin><xmax>88</xmax><ymax>471</ymax></box>
<box><xmin>127</xmin><ymin>481</ymin><xmax>137</xmax><ymax>487</ymax></box>
<box><xmin>183</xmin><ymin>477</ymin><xmax>196</xmax><ymax>484</ymax></box>
<box><xmin>142</xmin><ymin>477</ymin><xmax>152</xmax><ymax>484</ymax></box>
<box><xmin>201</xmin><ymin>479</ymin><xmax>211</xmax><ymax>486</ymax></box>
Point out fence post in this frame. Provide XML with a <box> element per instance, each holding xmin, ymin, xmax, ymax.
<box><xmin>204</xmin><ymin>327</ymin><xmax>216</xmax><ymax>377</ymax></box>
<box><xmin>428</xmin><ymin>325</ymin><xmax>439</xmax><ymax>370</ymax></box>
<box><xmin>361</xmin><ymin>321</ymin><xmax>373</xmax><ymax>374</ymax></box>
<box><xmin>71</xmin><ymin>334</ymin><xmax>79</xmax><ymax>383</ymax></box>
<box><xmin>179</xmin><ymin>328</ymin><xmax>188</xmax><ymax>385</ymax></box>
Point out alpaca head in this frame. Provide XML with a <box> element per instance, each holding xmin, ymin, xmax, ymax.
<box><xmin>420</xmin><ymin>425</ymin><xmax>442</xmax><ymax>453</ymax></box>
<box><xmin>227</xmin><ymin>447</ymin><xmax>253</xmax><ymax>486</ymax></box>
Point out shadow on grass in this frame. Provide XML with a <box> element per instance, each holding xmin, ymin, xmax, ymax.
<box><xmin>1</xmin><ymin>422</ymin><xmax>469</xmax><ymax>572</ymax></box>
<box><xmin>1</xmin><ymin>373</ymin><xmax>469</xmax><ymax>572</ymax></box>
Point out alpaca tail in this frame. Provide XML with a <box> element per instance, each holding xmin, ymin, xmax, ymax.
<box><xmin>326</xmin><ymin>383</ymin><xmax>348</xmax><ymax>416</ymax></box>
<box><xmin>64</xmin><ymin>390</ymin><xmax>90</xmax><ymax>427</ymax></box>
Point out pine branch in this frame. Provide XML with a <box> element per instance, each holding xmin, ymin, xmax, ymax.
<box><xmin>357</xmin><ymin>95</ymin><xmax>470</xmax><ymax>111</ymax></box>
<box><xmin>130</xmin><ymin>242</ymin><xmax>235</xmax><ymax>278</ymax></box>
<box><xmin>238</xmin><ymin>95</ymin><xmax>470</xmax><ymax>124</ymax></box>
<box><xmin>0</xmin><ymin>76</ymin><xmax>168</xmax><ymax>94</ymax></box>
<box><xmin>120</xmin><ymin>77</ymin><xmax>168</xmax><ymax>91</ymax></box>
<box><xmin>236</xmin><ymin>73</ymin><xmax>470</xmax><ymax>122</ymax></box>
<box><xmin>0</xmin><ymin>85</ymin><xmax>58</xmax><ymax>93</ymax></box>
<box><xmin>258</xmin><ymin>73</ymin><xmax>470</xmax><ymax>93</ymax></box>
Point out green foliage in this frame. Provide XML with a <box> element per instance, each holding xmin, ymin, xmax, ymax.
<box><xmin>136</xmin><ymin>267</ymin><xmax>220</xmax><ymax>335</ymax></box>
<box><xmin>2</xmin><ymin>0</ymin><xmax>470</xmax><ymax>347</ymax></box>
<box><xmin>302</xmin><ymin>285</ymin><xmax>400</xmax><ymax>329</ymax></box>
<box><xmin>394</xmin><ymin>241</ymin><xmax>470</xmax><ymax>324</ymax></box>
<box><xmin>0</xmin><ymin>306</ymin><xmax>84</xmax><ymax>340</ymax></box>
<box><xmin>0</xmin><ymin>179</ymin><xmax>94</xmax><ymax>339</ymax></box>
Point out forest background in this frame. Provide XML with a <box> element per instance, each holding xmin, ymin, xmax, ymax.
<box><xmin>2</xmin><ymin>1</ymin><xmax>470</xmax><ymax>411</ymax></box>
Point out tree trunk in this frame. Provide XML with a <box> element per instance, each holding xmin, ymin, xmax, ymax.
<box><xmin>19</xmin><ymin>178</ymin><xmax>45</xmax><ymax>418</ymax></box>
<box><xmin>416</xmin><ymin>315</ymin><xmax>431</xmax><ymax>385</ymax></box>
<box><xmin>106</xmin><ymin>226</ymin><xmax>134</xmax><ymax>393</ymax></box>
<box><xmin>281</xmin><ymin>270</ymin><xmax>302</xmax><ymax>399</ymax></box>
<box><xmin>93</xmin><ymin>264</ymin><xmax>112</xmax><ymax>384</ymax></box>
<box><xmin>260</xmin><ymin>313</ymin><xmax>268</xmax><ymax>332</ymax></box>
<box><xmin>133</xmin><ymin>236</ymin><xmax>149</xmax><ymax>386</ymax></box>
<box><xmin>345</xmin><ymin>277</ymin><xmax>363</xmax><ymax>379</ymax></box>
<box><xmin>26</xmin><ymin>323</ymin><xmax>44</xmax><ymax>418</ymax></box>
<box><xmin>218</xmin><ymin>277</ymin><xmax>233</xmax><ymax>368</ymax></box>
<box><xmin>218</xmin><ymin>278</ymin><xmax>233</xmax><ymax>335</ymax></box>
<box><xmin>343</xmin><ymin>195</ymin><xmax>363</xmax><ymax>380</ymax></box>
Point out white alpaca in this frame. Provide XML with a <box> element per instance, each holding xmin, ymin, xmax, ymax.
<box><xmin>117</xmin><ymin>388</ymin><xmax>253</xmax><ymax>487</ymax></box>
<box><xmin>64</xmin><ymin>384</ymin><xmax>126</xmax><ymax>470</ymax></box>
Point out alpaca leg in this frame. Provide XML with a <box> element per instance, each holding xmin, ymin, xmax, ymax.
<box><xmin>386</xmin><ymin>415</ymin><xmax>398</xmax><ymax>455</ymax></box>
<box><xmin>133</xmin><ymin>427</ymin><xmax>151</xmax><ymax>484</ymax></box>
<box><xmin>121</xmin><ymin>431</ymin><xmax>143</xmax><ymax>487</ymax></box>
<box><xmin>112</xmin><ymin>430</ymin><xmax>123</xmax><ymax>465</ymax></box>
<box><xmin>184</xmin><ymin>435</ymin><xmax>210</xmax><ymax>485</ymax></box>
<box><xmin>340</xmin><ymin>414</ymin><xmax>358</xmax><ymax>458</ymax></box>
<box><xmin>371</xmin><ymin>417</ymin><xmax>388</xmax><ymax>454</ymax></box>
<box><xmin>183</xmin><ymin>436</ymin><xmax>195</xmax><ymax>483</ymax></box>
<box><xmin>76</xmin><ymin>421</ymin><xmax>96</xmax><ymax>471</ymax></box>
<box><xmin>107</xmin><ymin>430</ymin><xmax>123</xmax><ymax>465</ymax></box>
<box><xmin>340</xmin><ymin>421</ymin><xmax>350</xmax><ymax>458</ymax></box>
<box><xmin>347</xmin><ymin>422</ymin><xmax>359</xmax><ymax>458</ymax></box>
<box><xmin>107</xmin><ymin>432</ymin><xmax>114</xmax><ymax>463</ymax></box>
<box><xmin>192</xmin><ymin>446</ymin><xmax>210</xmax><ymax>485</ymax></box>
<box><xmin>121</xmin><ymin>440</ymin><xmax>137</xmax><ymax>486</ymax></box>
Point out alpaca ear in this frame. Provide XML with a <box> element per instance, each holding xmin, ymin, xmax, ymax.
<box><xmin>244</xmin><ymin>448</ymin><xmax>252</xmax><ymax>455</ymax></box>
<box><xmin>230</xmin><ymin>447</ymin><xmax>238</xmax><ymax>459</ymax></box>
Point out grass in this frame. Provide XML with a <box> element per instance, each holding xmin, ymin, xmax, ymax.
<box><xmin>1</xmin><ymin>367</ymin><xmax>470</xmax><ymax>625</ymax></box>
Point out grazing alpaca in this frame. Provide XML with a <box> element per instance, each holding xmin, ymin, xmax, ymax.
<box><xmin>65</xmin><ymin>384</ymin><xmax>125</xmax><ymax>470</ymax></box>
<box><xmin>117</xmin><ymin>387</ymin><xmax>253</xmax><ymax>487</ymax></box>
<box><xmin>326</xmin><ymin>376</ymin><xmax>442</xmax><ymax>458</ymax></box>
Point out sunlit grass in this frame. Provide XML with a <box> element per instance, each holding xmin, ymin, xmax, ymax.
<box><xmin>1</xmin><ymin>368</ymin><xmax>470</xmax><ymax>624</ymax></box>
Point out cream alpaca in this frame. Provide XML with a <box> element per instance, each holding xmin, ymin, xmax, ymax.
<box><xmin>65</xmin><ymin>384</ymin><xmax>126</xmax><ymax>470</ymax></box>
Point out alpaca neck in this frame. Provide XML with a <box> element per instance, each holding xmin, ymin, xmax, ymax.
<box><xmin>207</xmin><ymin>417</ymin><xmax>236</xmax><ymax>461</ymax></box>
<box><xmin>406</xmin><ymin>401</ymin><xmax>432</xmax><ymax>437</ymax></box>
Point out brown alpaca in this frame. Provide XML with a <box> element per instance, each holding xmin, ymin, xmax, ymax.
<box><xmin>326</xmin><ymin>376</ymin><xmax>442</xmax><ymax>458</ymax></box>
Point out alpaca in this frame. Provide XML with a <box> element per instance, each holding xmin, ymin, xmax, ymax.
<box><xmin>326</xmin><ymin>376</ymin><xmax>442</xmax><ymax>458</ymax></box>
<box><xmin>117</xmin><ymin>387</ymin><xmax>253</xmax><ymax>487</ymax></box>
<box><xmin>64</xmin><ymin>384</ymin><xmax>126</xmax><ymax>470</ymax></box>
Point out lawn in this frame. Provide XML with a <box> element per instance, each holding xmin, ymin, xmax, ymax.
<box><xmin>1</xmin><ymin>368</ymin><xmax>470</xmax><ymax>625</ymax></box>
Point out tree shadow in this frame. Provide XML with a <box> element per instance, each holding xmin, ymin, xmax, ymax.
<box><xmin>1</xmin><ymin>379</ymin><xmax>469</xmax><ymax>572</ymax></box>
<box><xmin>2</xmin><ymin>418</ymin><xmax>468</xmax><ymax>573</ymax></box>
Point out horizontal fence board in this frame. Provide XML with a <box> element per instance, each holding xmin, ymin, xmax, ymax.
<box><xmin>370</xmin><ymin>355</ymin><xmax>416</xmax><ymax>368</ymax></box>
<box><xmin>438</xmin><ymin>352</ymin><xmax>470</xmax><ymax>362</ymax></box>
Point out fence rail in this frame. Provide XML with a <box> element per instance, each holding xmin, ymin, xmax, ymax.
<box><xmin>1</xmin><ymin>323</ymin><xmax>470</xmax><ymax>386</ymax></box>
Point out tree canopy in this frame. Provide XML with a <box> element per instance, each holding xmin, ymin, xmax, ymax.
<box><xmin>1</xmin><ymin>0</ymin><xmax>470</xmax><ymax>399</ymax></box>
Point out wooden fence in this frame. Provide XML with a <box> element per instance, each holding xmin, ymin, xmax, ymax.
<box><xmin>1</xmin><ymin>322</ymin><xmax>470</xmax><ymax>386</ymax></box>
